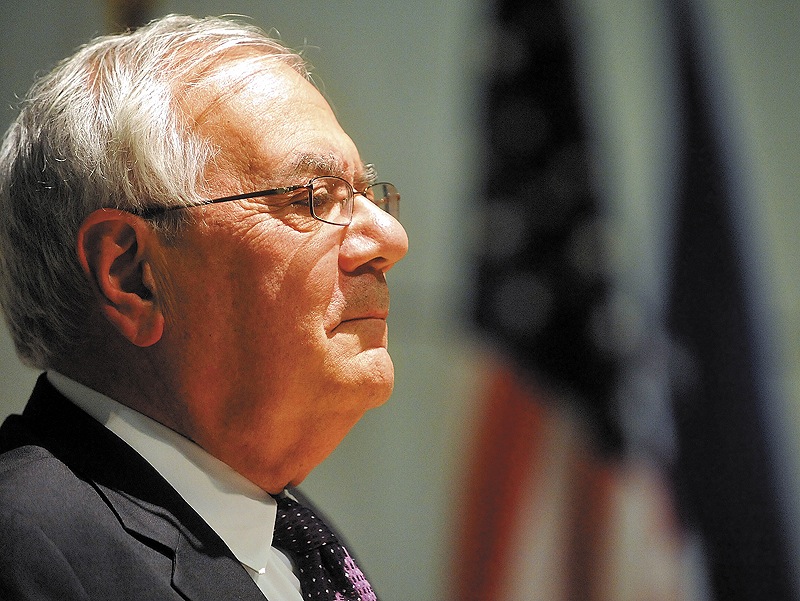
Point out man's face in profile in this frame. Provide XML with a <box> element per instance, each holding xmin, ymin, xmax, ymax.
<box><xmin>152</xmin><ymin>59</ymin><xmax>408</xmax><ymax>492</ymax></box>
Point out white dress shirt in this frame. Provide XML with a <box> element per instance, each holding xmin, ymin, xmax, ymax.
<box><xmin>47</xmin><ymin>371</ymin><xmax>303</xmax><ymax>601</ymax></box>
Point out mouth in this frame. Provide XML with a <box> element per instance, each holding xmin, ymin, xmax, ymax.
<box><xmin>333</xmin><ymin>314</ymin><xmax>388</xmax><ymax>333</ymax></box>
<box><xmin>330</xmin><ymin>308</ymin><xmax>389</xmax><ymax>338</ymax></box>
<box><xmin>332</xmin><ymin>281</ymin><xmax>391</xmax><ymax>332</ymax></box>
<box><xmin>339</xmin><ymin>311</ymin><xmax>388</xmax><ymax>324</ymax></box>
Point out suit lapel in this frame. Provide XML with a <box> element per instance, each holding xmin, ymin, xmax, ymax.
<box><xmin>98</xmin><ymin>485</ymin><xmax>261</xmax><ymax>601</ymax></box>
<box><xmin>10</xmin><ymin>375</ymin><xmax>266</xmax><ymax>601</ymax></box>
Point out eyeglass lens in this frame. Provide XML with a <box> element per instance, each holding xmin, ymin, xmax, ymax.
<box><xmin>366</xmin><ymin>182</ymin><xmax>400</xmax><ymax>220</ymax></box>
<box><xmin>309</xmin><ymin>177</ymin><xmax>400</xmax><ymax>225</ymax></box>
<box><xmin>310</xmin><ymin>177</ymin><xmax>351</xmax><ymax>225</ymax></box>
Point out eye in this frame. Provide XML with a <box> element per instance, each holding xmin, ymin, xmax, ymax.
<box><xmin>311</xmin><ymin>177</ymin><xmax>349</xmax><ymax>207</ymax></box>
<box><xmin>286</xmin><ymin>188</ymin><xmax>312</xmax><ymax>207</ymax></box>
<box><xmin>311</xmin><ymin>185</ymin><xmax>332</xmax><ymax>209</ymax></box>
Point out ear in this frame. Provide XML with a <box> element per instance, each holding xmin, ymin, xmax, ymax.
<box><xmin>77</xmin><ymin>209</ymin><xmax>165</xmax><ymax>347</ymax></box>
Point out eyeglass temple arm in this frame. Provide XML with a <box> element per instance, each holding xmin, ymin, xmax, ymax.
<box><xmin>137</xmin><ymin>185</ymin><xmax>308</xmax><ymax>218</ymax></box>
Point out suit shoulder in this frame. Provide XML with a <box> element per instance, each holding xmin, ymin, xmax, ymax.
<box><xmin>0</xmin><ymin>444</ymin><xmax>102</xmax><ymax>526</ymax></box>
<box><xmin>0</xmin><ymin>444</ymin><xmax>66</xmax><ymax>486</ymax></box>
<box><xmin>0</xmin><ymin>443</ymin><xmax>75</xmax><ymax>485</ymax></box>
<box><xmin>0</xmin><ymin>446</ymin><xmax>182</xmax><ymax>601</ymax></box>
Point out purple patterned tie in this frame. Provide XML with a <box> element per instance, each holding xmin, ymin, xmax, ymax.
<box><xmin>272</xmin><ymin>495</ymin><xmax>378</xmax><ymax>601</ymax></box>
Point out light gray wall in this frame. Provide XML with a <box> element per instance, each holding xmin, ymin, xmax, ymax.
<box><xmin>2</xmin><ymin>1</ymin><xmax>800</xmax><ymax>599</ymax></box>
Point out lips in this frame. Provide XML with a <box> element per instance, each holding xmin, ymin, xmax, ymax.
<box><xmin>336</xmin><ymin>280</ymin><xmax>389</xmax><ymax>323</ymax></box>
<box><xmin>334</xmin><ymin>310</ymin><xmax>388</xmax><ymax>333</ymax></box>
<box><xmin>340</xmin><ymin>310</ymin><xmax>388</xmax><ymax>323</ymax></box>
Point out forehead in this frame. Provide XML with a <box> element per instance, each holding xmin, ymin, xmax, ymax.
<box><xmin>188</xmin><ymin>58</ymin><xmax>363</xmax><ymax>188</ymax></box>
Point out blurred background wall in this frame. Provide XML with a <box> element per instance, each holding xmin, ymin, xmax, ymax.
<box><xmin>1</xmin><ymin>1</ymin><xmax>799</xmax><ymax>600</ymax></box>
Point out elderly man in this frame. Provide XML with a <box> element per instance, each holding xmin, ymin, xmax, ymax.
<box><xmin>0</xmin><ymin>14</ymin><xmax>407</xmax><ymax>601</ymax></box>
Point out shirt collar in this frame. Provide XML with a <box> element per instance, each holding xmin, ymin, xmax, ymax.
<box><xmin>46</xmin><ymin>370</ymin><xmax>276</xmax><ymax>574</ymax></box>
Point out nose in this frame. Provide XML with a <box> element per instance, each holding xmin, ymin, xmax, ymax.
<box><xmin>339</xmin><ymin>194</ymin><xmax>408</xmax><ymax>273</ymax></box>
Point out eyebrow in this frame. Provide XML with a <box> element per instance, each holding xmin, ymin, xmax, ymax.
<box><xmin>286</xmin><ymin>152</ymin><xmax>375</xmax><ymax>187</ymax></box>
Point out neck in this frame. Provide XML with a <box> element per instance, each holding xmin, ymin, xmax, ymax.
<box><xmin>52</xmin><ymin>335</ymin><xmax>193</xmax><ymax>442</ymax></box>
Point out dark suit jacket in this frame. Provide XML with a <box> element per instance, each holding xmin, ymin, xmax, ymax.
<box><xmin>0</xmin><ymin>374</ymin><xmax>268</xmax><ymax>600</ymax></box>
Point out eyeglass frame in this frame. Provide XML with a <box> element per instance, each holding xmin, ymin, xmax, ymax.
<box><xmin>137</xmin><ymin>175</ymin><xmax>400</xmax><ymax>226</ymax></box>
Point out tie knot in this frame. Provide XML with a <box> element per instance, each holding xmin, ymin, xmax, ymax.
<box><xmin>273</xmin><ymin>495</ymin><xmax>339</xmax><ymax>554</ymax></box>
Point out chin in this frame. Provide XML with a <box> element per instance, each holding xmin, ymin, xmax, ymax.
<box><xmin>335</xmin><ymin>344</ymin><xmax>392</xmax><ymax>385</ymax></box>
<box><xmin>356</xmin><ymin>354</ymin><xmax>395</xmax><ymax>406</ymax></box>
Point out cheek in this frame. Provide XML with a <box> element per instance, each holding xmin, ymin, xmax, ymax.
<box><xmin>280</xmin><ymin>241</ymin><xmax>343</xmax><ymax>332</ymax></box>
<box><xmin>217</xmin><ymin>239</ymin><xmax>344</xmax><ymax>392</ymax></box>
<box><xmin>164</xmin><ymin>219</ymin><xmax>343</xmax><ymax>372</ymax></box>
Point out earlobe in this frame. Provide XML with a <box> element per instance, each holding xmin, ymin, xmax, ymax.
<box><xmin>77</xmin><ymin>209</ymin><xmax>165</xmax><ymax>347</ymax></box>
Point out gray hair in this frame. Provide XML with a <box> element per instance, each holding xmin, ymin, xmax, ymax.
<box><xmin>0</xmin><ymin>14</ymin><xmax>309</xmax><ymax>369</ymax></box>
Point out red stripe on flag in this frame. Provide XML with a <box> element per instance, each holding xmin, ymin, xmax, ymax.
<box><xmin>454</xmin><ymin>362</ymin><xmax>549</xmax><ymax>600</ymax></box>
<box><xmin>565</xmin><ymin>450</ymin><xmax>616</xmax><ymax>601</ymax></box>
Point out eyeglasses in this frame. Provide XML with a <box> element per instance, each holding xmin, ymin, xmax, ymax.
<box><xmin>139</xmin><ymin>176</ymin><xmax>400</xmax><ymax>226</ymax></box>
